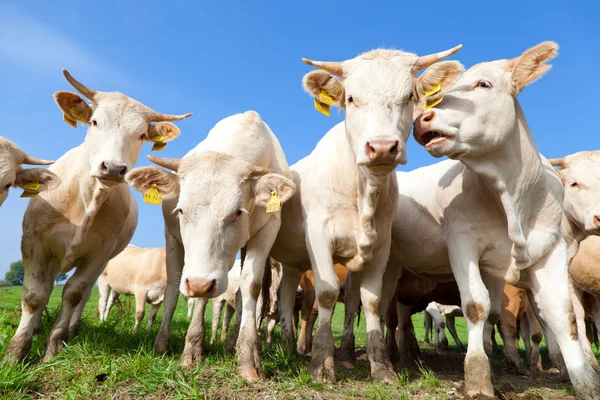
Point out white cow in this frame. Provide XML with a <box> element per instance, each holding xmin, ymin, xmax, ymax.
<box><xmin>97</xmin><ymin>245</ymin><xmax>167</xmax><ymax>331</ymax></box>
<box><xmin>270</xmin><ymin>45</ymin><xmax>463</xmax><ymax>383</ymax></box>
<box><xmin>4</xmin><ymin>70</ymin><xmax>191</xmax><ymax>363</ymax></box>
<box><xmin>126</xmin><ymin>111</ymin><xmax>296</xmax><ymax>376</ymax></box>
<box><xmin>360</xmin><ymin>42</ymin><xmax>600</xmax><ymax>398</ymax></box>
<box><xmin>424</xmin><ymin>302</ymin><xmax>464</xmax><ymax>354</ymax></box>
<box><xmin>0</xmin><ymin>137</ymin><xmax>60</xmax><ymax>207</ymax></box>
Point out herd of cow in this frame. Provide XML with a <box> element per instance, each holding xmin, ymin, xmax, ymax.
<box><xmin>2</xmin><ymin>40</ymin><xmax>600</xmax><ymax>398</ymax></box>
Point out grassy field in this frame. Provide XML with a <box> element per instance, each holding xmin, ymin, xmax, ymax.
<box><xmin>0</xmin><ymin>285</ymin><xmax>583</xmax><ymax>399</ymax></box>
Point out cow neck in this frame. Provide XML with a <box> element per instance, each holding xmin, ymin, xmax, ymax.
<box><xmin>462</xmin><ymin>100</ymin><xmax>561</xmax><ymax>282</ymax></box>
<box><xmin>561</xmin><ymin>213</ymin><xmax>588</xmax><ymax>263</ymax></box>
<box><xmin>61</xmin><ymin>142</ymin><xmax>124</xmax><ymax>270</ymax></box>
<box><xmin>342</xmin><ymin>128</ymin><xmax>397</xmax><ymax>272</ymax></box>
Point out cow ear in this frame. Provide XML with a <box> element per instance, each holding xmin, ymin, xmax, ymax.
<box><xmin>509</xmin><ymin>41</ymin><xmax>558</xmax><ymax>95</ymax></box>
<box><xmin>14</xmin><ymin>167</ymin><xmax>61</xmax><ymax>192</ymax></box>
<box><xmin>253</xmin><ymin>173</ymin><xmax>296</xmax><ymax>208</ymax></box>
<box><xmin>302</xmin><ymin>70</ymin><xmax>346</xmax><ymax>108</ymax></box>
<box><xmin>414</xmin><ymin>61</ymin><xmax>464</xmax><ymax>118</ymax></box>
<box><xmin>53</xmin><ymin>91</ymin><xmax>93</xmax><ymax>127</ymax></box>
<box><xmin>147</xmin><ymin>122</ymin><xmax>181</xmax><ymax>143</ymax></box>
<box><xmin>126</xmin><ymin>166</ymin><xmax>180</xmax><ymax>196</ymax></box>
<box><xmin>548</xmin><ymin>157</ymin><xmax>567</xmax><ymax>184</ymax></box>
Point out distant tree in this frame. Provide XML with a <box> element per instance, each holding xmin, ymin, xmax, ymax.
<box><xmin>5</xmin><ymin>260</ymin><xmax>24</xmax><ymax>286</ymax></box>
<box><xmin>56</xmin><ymin>273</ymin><xmax>68</xmax><ymax>285</ymax></box>
<box><xmin>0</xmin><ymin>280</ymin><xmax>7</xmax><ymax>287</ymax></box>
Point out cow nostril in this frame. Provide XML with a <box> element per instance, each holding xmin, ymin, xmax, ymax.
<box><xmin>422</xmin><ymin>110</ymin><xmax>436</xmax><ymax>123</ymax></box>
<box><xmin>101</xmin><ymin>162</ymin><xmax>109</xmax><ymax>172</ymax></box>
<box><xmin>594</xmin><ymin>215</ymin><xmax>600</xmax><ymax>228</ymax></box>
<box><xmin>389</xmin><ymin>141</ymin><xmax>399</xmax><ymax>155</ymax></box>
<box><xmin>119</xmin><ymin>166</ymin><xmax>128</xmax><ymax>177</ymax></box>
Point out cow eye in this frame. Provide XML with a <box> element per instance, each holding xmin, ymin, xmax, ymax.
<box><xmin>177</xmin><ymin>208</ymin><xmax>184</xmax><ymax>216</ymax></box>
<box><xmin>476</xmin><ymin>80</ymin><xmax>492</xmax><ymax>89</ymax></box>
<box><xmin>140</xmin><ymin>133</ymin><xmax>147</xmax><ymax>140</ymax></box>
<box><xmin>570</xmin><ymin>182</ymin><xmax>580</xmax><ymax>188</ymax></box>
<box><xmin>347</xmin><ymin>95</ymin><xmax>354</xmax><ymax>104</ymax></box>
<box><xmin>234</xmin><ymin>208</ymin><xmax>248</xmax><ymax>220</ymax></box>
<box><xmin>91</xmin><ymin>119</ymin><xmax>98</xmax><ymax>126</ymax></box>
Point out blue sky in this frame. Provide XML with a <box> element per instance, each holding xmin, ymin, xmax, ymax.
<box><xmin>0</xmin><ymin>1</ymin><xmax>598</xmax><ymax>277</ymax></box>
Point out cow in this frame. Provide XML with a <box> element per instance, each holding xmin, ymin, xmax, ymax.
<box><xmin>4</xmin><ymin>70</ymin><xmax>191</xmax><ymax>363</ymax></box>
<box><xmin>0</xmin><ymin>137</ymin><xmax>60</xmax><ymax>207</ymax></box>
<box><xmin>207</xmin><ymin>259</ymin><xmax>242</xmax><ymax>344</ymax></box>
<box><xmin>296</xmin><ymin>264</ymin><xmax>348</xmax><ymax>356</ymax></box>
<box><xmin>97</xmin><ymin>245</ymin><xmax>167</xmax><ymax>332</ymax></box>
<box><xmin>126</xmin><ymin>111</ymin><xmax>296</xmax><ymax>377</ymax></box>
<box><xmin>341</xmin><ymin>42</ymin><xmax>600</xmax><ymax>398</ymax></box>
<box><xmin>423</xmin><ymin>302</ymin><xmax>465</xmax><ymax>355</ymax></box>
<box><xmin>269</xmin><ymin>45</ymin><xmax>463</xmax><ymax>384</ymax></box>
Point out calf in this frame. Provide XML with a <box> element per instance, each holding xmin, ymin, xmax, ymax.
<box><xmin>127</xmin><ymin>111</ymin><xmax>295</xmax><ymax>376</ymax></box>
<box><xmin>0</xmin><ymin>137</ymin><xmax>60</xmax><ymax>207</ymax></box>
<box><xmin>97</xmin><ymin>245</ymin><xmax>167</xmax><ymax>331</ymax></box>
<box><xmin>5</xmin><ymin>70</ymin><xmax>190</xmax><ymax>363</ymax></box>
<box><xmin>424</xmin><ymin>302</ymin><xmax>464</xmax><ymax>354</ymax></box>
<box><xmin>272</xmin><ymin>45</ymin><xmax>463</xmax><ymax>383</ymax></box>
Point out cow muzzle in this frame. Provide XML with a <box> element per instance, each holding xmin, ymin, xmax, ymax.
<box><xmin>97</xmin><ymin>160</ymin><xmax>128</xmax><ymax>182</ymax></box>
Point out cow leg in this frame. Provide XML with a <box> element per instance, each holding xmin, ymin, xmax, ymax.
<box><xmin>69</xmin><ymin>286</ymin><xmax>92</xmax><ymax>336</ymax></box>
<box><xmin>482</xmin><ymin>274</ymin><xmax>503</xmax><ymax>358</ymax></box>
<box><xmin>426</xmin><ymin>304</ymin><xmax>446</xmax><ymax>355</ymax></box>
<box><xmin>266</xmin><ymin>316</ymin><xmax>277</xmax><ymax>347</ymax></box>
<box><xmin>525</xmin><ymin>305</ymin><xmax>543</xmax><ymax>372</ymax></box>
<box><xmin>226</xmin><ymin>290</ymin><xmax>242</xmax><ymax>354</ymax></box>
<box><xmin>279</xmin><ymin>264</ymin><xmax>302</xmax><ymax>353</ymax></box>
<box><xmin>187</xmin><ymin>298</ymin><xmax>194</xmax><ymax>320</ymax></box>
<box><xmin>4</xmin><ymin>242</ymin><xmax>55</xmax><ymax>364</ymax></box>
<box><xmin>384</xmin><ymin>288</ymin><xmax>399</xmax><ymax>365</ymax></box>
<box><xmin>297</xmin><ymin>273</ymin><xmax>315</xmax><ymax>355</ymax></box>
<box><xmin>571</xmin><ymin>281</ymin><xmax>600</xmax><ymax>371</ymax></box>
<box><xmin>133</xmin><ymin>291</ymin><xmax>146</xmax><ymax>332</ymax></box>
<box><xmin>423</xmin><ymin>309</ymin><xmax>432</xmax><ymax>348</ymax></box>
<box><xmin>235</xmin><ymin>223</ymin><xmax>279</xmax><ymax>381</ymax></box>
<box><xmin>397</xmin><ymin>303</ymin><xmax>418</xmax><ymax>366</ymax></box>
<box><xmin>359</xmin><ymin>245</ymin><xmax>396</xmax><ymax>383</ymax></box>
<box><xmin>339</xmin><ymin>270</ymin><xmax>360</xmax><ymax>366</ymax></box>
<box><xmin>500</xmin><ymin>287</ymin><xmax>529</xmax><ymax>375</ymax></box>
<box><xmin>148</xmin><ymin>303</ymin><xmax>160</xmax><ymax>330</ymax></box>
<box><xmin>221</xmin><ymin>303</ymin><xmax>235</xmax><ymax>342</ymax></box>
<box><xmin>520</xmin><ymin>310</ymin><xmax>533</xmax><ymax>366</ymax></box>
<box><xmin>305</xmin><ymin>302</ymin><xmax>318</xmax><ymax>354</ymax></box>
<box><xmin>44</xmin><ymin>247</ymin><xmax>112</xmax><ymax>361</ymax></box>
<box><xmin>447</xmin><ymin>237</ymin><xmax>494</xmax><ymax>398</ymax></box>
<box><xmin>181</xmin><ymin>298</ymin><xmax>208</xmax><ymax>368</ymax></box>
<box><xmin>527</xmin><ymin>242</ymin><xmax>600</xmax><ymax>399</ymax></box>
<box><xmin>98</xmin><ymin>274</ymin><xmax>110</xmax><ymax>323</ymax></box>
<box><xmin>379</xmin><ymin>264</ymin><xmax>403</xmax><ymax>367</ymax></box>
<box><xmin>211</xmin><ymin>299</ymin><xmax>224</xmax><ymax>344</ymax></box>
<box><xmin>446</xmin><ymin>315</ymin><xmax>465</xmax><ymax>352</ymax></box>
<box><xmin>155</xmin><ymin>230</ymin><xmax>184</xmax><ymax>354</ymax></box>
<box><xmin>105</xmin><ymin>290</ymin><xmax>119</xmax><ymax>321</ymax></box>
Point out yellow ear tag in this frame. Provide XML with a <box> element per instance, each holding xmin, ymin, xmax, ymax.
<box><xmin>143</xmin><ymin>185</ymin><xmax>162</xmax><ymax>205</ymax></box>
<box><xmin>69</xmin><ymin>107</ymin><xmax>85</xmax><ymax>121</ymax></box>
<box><xmin>63</xmin><ymin>114</ymin><xmax>77</xmax><ymax>128</ymax></box>
<box><xmin>314</xmin><ymin>98</ymin><xmax>330</xmax><ymax>117</ymax></box>
<box><xmin>23</xmin><ymin>182</ymin><xmax>41</xmax><ymax>191</ymax></box>
<box><xmin>151</xmin><ymin>135</ymin><xmax>165</xmax><ymax>143</ymax></box>
<box><xmin>265</xmin><ymin>191</ymin><xmax>281</xmax><ymax>213</ymax></box>
<box><xmin>425</xmin><ymin>96</ymin><xmax>443</xmax><ymax>110</ymax></box>
<box><xmin>424</xmin><ymin>83</ymin><xmax>441</xmax><ymax>98</ymax></box>
<box><xmin>151</xmin><ymin>134</ymin><xmax>167</xmax><ymax>151</ymax></box>
<box><xmin>20</xmin><ymin>191</ymin><xmax>39</xmax><ymax>198</ymax></box>
<box><xmin>319</xmin><ymin>90</ymin><xmax>334</xmax><ymax>106</ymax></box>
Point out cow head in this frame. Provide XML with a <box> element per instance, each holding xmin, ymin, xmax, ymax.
<box><xmin>126</xmin><ymin>144</ymin><xmax>295</xmax><ymax>298</ymax></box>
<box><xmin>414</xmin><ymin>41</ymin><xmax>558</xmax><ymax>159</ymax></box>
<box><xmin>302</xmin><ymin>45</ymin><xmax>463</xmax><ymax>170</ymax></box>
<box><xmin>550</xmin><ymin>152</ymin><xmax>600</xmax><ymax>235</ymax></box>
<box><xmin>53</xmin><ymin>70</ymin><xmax>191</xmax><ymax>186</ymax></box>
<box><xmin>0</xmin><ymin>137</ymin><xmax>60</xmax><ymax>207</ymax></box>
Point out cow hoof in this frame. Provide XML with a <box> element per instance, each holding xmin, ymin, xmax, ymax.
<box><xmin>154</xmin><ymin>335</ymin><xmax>169</xmax><ymax>354</ymax></box>
<box><xmin>4</xmin><ymin>333</ymin><xmax>32</xmax><ymax>364</ymax></box>
<box><xmin>44</xmin><ymin>328</ymin><xmax>67</xmax><ymax>361</ymax></box>
<box><xmin>372</xmin><ymin>368</ymin><xmax>397</xmax><ymax>383</ymax></box>
<box><xmin>180</xmin><ymin>353</ymin><xmax>204</xmax><ymax>369</ymax></box>
<box><xmin>311</xmin><ymin>357</ymin><xmax>336</xmax><ymax>384</ymax></box>
<box><xmin>464</xmin><ymin>352</ymin><xmax>493</xmax><ymax>398</ymax></box>
<box><xmin>239</xmin><ymin>365</ymin><xmax>262</xmax><ymax>381</ymax></box>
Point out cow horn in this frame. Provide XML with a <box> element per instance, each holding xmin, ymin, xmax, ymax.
<box><xmin>62</xmin><ymin>69</ymin><xmax>97</xmax><ymax>100</ymax></box>
<box><xmin>302</xmin><ymin>58</ymin><xmax>344</xmax><ymax>77</ymax></box>
<box><xmin>147</xmin><ymin>111</ymin><xmax>193</xmax><ymax>123</ymax></box>
<box><xmin>413</xmin><ymin>44</ymin><xmax>463</xmax><ymax>73</ymax></box>
<box><xmin>548</xmin><ymin>157</ymin><xmax>566</xmax><ymax>168</ymax></box>
<box><xmin>22</xmin><ymin>155</ymin><xmax>54</xmax><ymax>166</ymax></box>
<box><xmin>147</xmin><ymin>155</ymin><xmax>181</xmax><ymax>172</ymax></box>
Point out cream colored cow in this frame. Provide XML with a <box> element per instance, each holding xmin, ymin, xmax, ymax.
<box><xmin>0</xmin><ymin>137</ymin><xmax>60</xmax><ymax>207</ymax></box>
<box><xmin>97</xmin><ymin>245</ymin><xmax>167</xmax><ymax>331</ymax></box>
<box><xmin>126</xmin><ymin>111</ymin><xmax>295</xmax><ymax>376</ymax></box>
<box><xmin>340</xmin><ymin>42</ymin><xmax>600</xmax><ymax>398</ymax></box>
<box><xmin>271</xmin><ymin>45</ymin><xmax>463</xmax><ymax>384</ymax></box>
<box><xmin>4</xmin><ymin>70</ymin><xmax>191</xmax><ymax>363</ymax></box>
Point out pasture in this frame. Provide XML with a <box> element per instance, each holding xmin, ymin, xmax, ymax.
<box><xmin>0</xmin><ymin>286</ymin><xmax>583</xmax><ymax>399</ymax></box>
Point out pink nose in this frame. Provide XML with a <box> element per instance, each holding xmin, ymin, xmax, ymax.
<box><xmin>364</xmin><ymin>139</ymin><xmax>399</xmax><ymax>165</ymax></box>
<box><xmin>185</xmin><ymin>278</ymin><xmax>216</xmax><ymax>298</ymax></box>
<box><xmin>594</xmin><ymin>215</ymin><xmax>600</xmax><ymax>228</ymax></box>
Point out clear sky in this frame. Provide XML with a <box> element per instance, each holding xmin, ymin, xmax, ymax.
<box><xmin>0</xmin><ymin>1</ymin><xmax>598</xmax><ymax>277</ymax></box>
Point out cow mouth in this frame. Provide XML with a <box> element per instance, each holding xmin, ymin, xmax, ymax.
<box><xmin>416</xmin><ymin>130</ymin><xmax>455</xmax><ymax>148</ymax></box>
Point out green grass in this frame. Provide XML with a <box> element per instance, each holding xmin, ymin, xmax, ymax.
<box><xmin>0</xmin><ymin>285</ymin><xmax>579</xmax><ymax>399</ymax></box>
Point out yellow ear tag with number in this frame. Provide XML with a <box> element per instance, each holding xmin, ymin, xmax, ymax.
<box><xmin>424</xmin><ymin>83</ymin><xmax>441</xmax><ymax>97</ymax></box>
<box><xmin>314</xmin><ymin>98</ymin><xmax>330</xmax><ymax>117</ymax></box>
<box><xmin>319</xmin><ymin>90</ymin><xmax>334</xmax><ymax>106</ymax></box>
<box><xmin>20</xmin><ymin>182</ymin><xmax>41</xmax><ymax>198</ymax></box>
<box><xmin>63</xmin><ymin>114</ymin><xmax>77</xmax><ymax>128</ymax></box>
<box><xmin>265</xmin><ymin>191</ymin><xmax>281</xmax><ymax>213</ymax></box>
<box><xmin>151</xmin><ymin>134</ymin><xmax>167</xmax><ymax>151</ymax></box>
<box><xmin>144</xmin><ymin>185</ymin><xmax>162</xmax><ymax>205</ymax></box>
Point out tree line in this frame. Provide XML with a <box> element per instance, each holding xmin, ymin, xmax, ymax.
<box><xmin>2</xmin><ymin>260</ymin><xmax>67</xmax><ymax>286</ymax></box>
